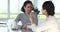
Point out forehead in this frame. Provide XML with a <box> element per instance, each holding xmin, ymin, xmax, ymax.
<box><xmin>25</xmin><ymin>3</ymin><xmax>33</xmax><ymax>7</ymax></box>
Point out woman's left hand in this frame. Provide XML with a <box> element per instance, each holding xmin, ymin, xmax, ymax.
<box><xmin>21</xmin><ymin>23</ymin><xmax>28</xmax><ymax>29</ymax></box>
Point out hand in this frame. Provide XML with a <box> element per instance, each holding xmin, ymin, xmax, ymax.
<box><xmin>12</xmin><ymin>27</ymin><xmax>18</xmax><ymax>30</ymax></box>
<box><xmin>21</xmin><ymin>23</ymin><xmax>28</xmax><ymax>29</ymax></box>
<box><xmin>12</xmin><ymin>22</ymin><xmax>18</xmax><ymax>30</ymax></box>
<box><xmin>29</xmin><ymin>13</ymin><xmax>35</xmax><ymax>24</ymax></box>
<box><xmin>12</xmin><ymin>25</ymin><xmax>18</xmax><ymax>30</ymax></box>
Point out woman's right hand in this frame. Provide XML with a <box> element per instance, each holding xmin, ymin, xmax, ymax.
<box><xmin>29</xmin><ymin>13</ymin><xmax>35</xmax><ymax>24</ymax></box>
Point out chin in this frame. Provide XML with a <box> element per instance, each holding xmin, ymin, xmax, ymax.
<box><xmin>42</xmin><ymin>13</ymin><xmax>45</xmax><ymax>15</ymax></box>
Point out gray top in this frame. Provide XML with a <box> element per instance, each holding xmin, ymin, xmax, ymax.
<box><xmin>15</xmin><ymin>12</ymin><xmax>38</xmax><ymax>32</ymax></box>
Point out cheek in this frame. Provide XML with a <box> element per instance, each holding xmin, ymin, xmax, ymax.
<box><xmin>24</xmin><ymin>7</ymin><xmax>29</xmax><ymax>11</ymax></box>
<box><xmin>28</xmin><ymin>7</ymin><xmax>32</xmax><ymax>10</ymax></box>
<box><xmin>26</xmin><ymin>8</ymin><xmax>30</xmax><ymax>11</ymax></box>
<box><xmin>42</xmin><ymin>10</ymin><xmax>46</xmax><ymax>14</ymax></box>
<box><xmin>27</xmin><ymin>7</ymin><xmax>32</xmax><ymax>11</ymax></box>
<box><xmin>42</xmin><ymin>10</ymin><xmax>44</xmax><ymax>13</ymax></box>
<box><xmin>25</xmin><ymin>8</ymin><xmax>31</xmax><ymax>13</ymax></box>
<box><xmin>43</xmin><ymin>11</ymin><xmax>45</xmax><ymax>13</ymax></box>
<box><xmin>24</xmin><ymin>8</ymin><xmax>27</xmax><ymax>12</ymax></box>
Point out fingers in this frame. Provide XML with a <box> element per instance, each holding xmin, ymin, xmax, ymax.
<box><xmin>29</xmin><ymin>13</ymin><xmax>35</xmax><ymax>24</ymax></box>
<box><xmin>30</xmin><ymin>12</ymin><xmax>34</xmax><ymax>17</ymax></box>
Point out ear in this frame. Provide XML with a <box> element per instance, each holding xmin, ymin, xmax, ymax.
<box><xmin>44</xmin><ymin>9</ymin><xmax>48</xmax><ymax>14</ymax></box>
<box><xmin>43</xmin><ymin>9</ymin><xmax>46</xmax><ymax>12</ymax></box>
<box><xmin>45</xmin><ymin>9</ymin><xmax>46</xmax><ymax>12</ymax></box>
<box><xmin>24</xmin><ymin>6</ymin><xmax>26</xmax><ymax>9</ymax></box>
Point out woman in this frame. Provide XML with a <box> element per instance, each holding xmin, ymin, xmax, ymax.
<box><xmin>12</xmin><ymin>0</ymin><xmax>38</xmax><ymax>32</ymax></box>
<box><xmin>29</xmin><ymin>1</ymin><xmax>59</xmax><ymax>32</ymax></box>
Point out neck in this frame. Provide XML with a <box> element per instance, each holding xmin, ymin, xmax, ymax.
<box><xmin>46</xmin><ymin>14</ymin><xmax>49</xmax><ymax>17</ymax></box>
<box><xmin>25</xmin><ymin>12</ymin><xmax>31</xmax><ymax>15</ymax></box>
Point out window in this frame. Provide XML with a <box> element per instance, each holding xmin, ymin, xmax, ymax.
<box><xmin>0</xmin><ymin>0</ymin><xmax>60</xmax><ymax>19</ymax></box>
<box><xmin>0</xmin><ymin>0</ymin><xmax>26</xmax><ymax>19</ymax></box>
<box><xmin>52</xmin><ymin>0</ymin><xmax>60</xmax><ymax>18</ymax></box>
<box><xmin>10</xmin><ymin>0</ymin><xmax>19</xmax><ymax>18</ymax></box>
<box><xmin>0</xmin><ymin>0</ymin><xmax>8</xmax><ymax>18</ymax></box>
<box><xmin>10</xmin><ymin>0</ymin><xmax>26</xmax><ymax>18</ymax></box>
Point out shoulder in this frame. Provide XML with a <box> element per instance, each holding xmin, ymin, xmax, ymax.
<box><xmin>48</xmin><ymin>16</ymin><xmax>56</xmax><ymax>20</ymax></box>
<box><xmin>18</xmin><ymin>13</ymin><xmax>25</xmax><ymax>16</ymax></box>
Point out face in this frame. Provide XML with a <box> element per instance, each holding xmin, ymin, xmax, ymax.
<box><xmin>24</xmin><ymin>3</ymin><xmax>33</xmax><ymax>13</ymax></box>
<box><xmin>42</xmin><ymin>9</ymin><xmax>48</xmax><ymax>15</ymax></box>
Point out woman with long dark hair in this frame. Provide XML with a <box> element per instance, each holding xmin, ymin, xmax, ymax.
<box><xmin>29</xmin><ymin>1</ymin><xmax>59</xmax><ymax>32</ymax></box>
<box><xmin>12</xmin><ymin>0</ymin><xmax>38</xmax><ymax>32</ymax></box>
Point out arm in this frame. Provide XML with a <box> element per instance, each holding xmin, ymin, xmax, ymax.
<box><xmin>15</xmin><ymin>14</ymin><xmax>29</xmax><ymax>29</ymax></box>
<box><xmin>30</xmin><ymin>22</ymin><xmax>50</xmax><ymax>32</ymax></box>
<box><xmin>28</xmin><ymin>13</ymin><xmax>50</xmax><ymax>32</ymax></box>
<box><xmin>27</xmin><ymin>12</ymin><xmax>37</xmax><ymax>30</ymax></box>
<box><xmin>12</xmin><ymin>14</ymin><xmax>22</xmax><ymax>30</ymax></box>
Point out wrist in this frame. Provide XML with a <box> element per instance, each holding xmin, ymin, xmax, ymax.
<box><xmin>32</xmin><ymin>21</ymin><xmax>35</xmax><ymax>24</ymax></box>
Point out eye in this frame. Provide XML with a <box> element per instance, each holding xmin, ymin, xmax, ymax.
<box><xmin>27</xmin><ymin>6</ymin><xmax>30</xmax><ymax>8</ymax></box>
<box><xmin>31</xmin><ymin>7</ymin><xmax>32</xmax><ymax>8</ymax></box>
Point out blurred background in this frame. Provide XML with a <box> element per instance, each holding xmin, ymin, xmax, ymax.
<box><xmin>0</xmin><ymin>0</ymin><xmax>60</xmax><ymax>32</ymax></box>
